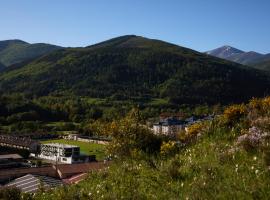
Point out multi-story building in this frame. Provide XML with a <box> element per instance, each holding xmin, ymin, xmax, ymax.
<box><xmin>153</xmin><ymin>117</ymin><xmax>185</xmax><ymax>138</ymax></box>
<box><xmin>38</xmin><ymin>143</ymin><xmax>81</xmax><ymax>164</ymax></box>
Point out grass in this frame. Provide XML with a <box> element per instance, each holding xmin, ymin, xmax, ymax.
<box><xmin>148</xmin><ymin>98</ymin><xmax>169</xmax><ymax>106</ymax></box>
<box><xmin>82</xmin><ymin>97</ymin><xmax>106</xmax><ymax>105</ymax></box>
<box><xmin>44</xmin><ymin>122</ymin><xmax>80</xmax><ymax>127</ymax></box>
<box><xmin>41</xmin><ymin>139</ymin><xmax>106</xmax><ymax>161</ymax></box>
<box><xmin>36</xmin><ymin>130</ymin><xmax>270</xmax><ymax>200</ymax></box>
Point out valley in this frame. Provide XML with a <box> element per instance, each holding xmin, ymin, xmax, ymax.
<box><xmin>0</xmin><ymin>30</ymin><xmax>270</xmax><ymax>200</ymax></box>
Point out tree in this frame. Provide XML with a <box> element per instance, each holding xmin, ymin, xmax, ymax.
<box><xmin>106</xmin><ymin>108</ymin><xmax>162</xmax><ymax>158</ymax></box>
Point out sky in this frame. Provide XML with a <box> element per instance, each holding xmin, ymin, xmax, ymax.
<box><xmin>0</xmin><ymin>0</ymin><xmax>269</xmax><ymax>53</ymax></box>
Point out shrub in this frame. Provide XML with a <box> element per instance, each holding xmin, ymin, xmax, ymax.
<box><xmin>251</xmin><ymin>117</ymin><xmax>270</xmax><ymax>131</ymax></box>
<box><xmin>261</xmin><ymin>97</ymin><xmax>270</xmax><ymax>116</ymax></box>
<box><xmin>236</xmin><ymin>127</ymin><xmax>269</xmax><ymax>152</ymax></box>
<box><xmin>160</xmin><ymin>141</ymin><xmax>178</xmax><ymax>157</ymax></box>
<box><xmin>249</xmin><ymin>97</ymin><xmax>270</xmax><ymax>117</ymax></box>
<box><xmin>106</xmin><ymin>109</ymin><xmax>162</xmax><ymax>157</ymax></box>
<box><xmin>183</xmin><ymin>122</ymin><xmax>206</xmax><ymax>142</ymax></box>
<box><xmin>223</xmin><ymin>104</ymin><xmax>247</xmax><ymax>125</ymax></box>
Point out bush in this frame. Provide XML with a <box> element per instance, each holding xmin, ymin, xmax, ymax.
<box><xmin>249</xmin><ymin>97</ymin><xmax>270</xmax><ymax>118</ymax></box>
<box><xmin>107</xmin><ymin>109</ymin><xmax>162</xmax><ymax>157</ymax></box>
<box><xmin>182</xmin><ymin>122</ymin><xmax>206</xmax><ymax>142</ymax></box>
<box><xmin>236</xmin><ymin>127</ymin><xmax>268</xmax><ymax>152</ymax></box>
<box><xmin>160</xmin><ymin>141</ymin><xmax>178</xmax><ymax>157</ymax></box>
<box><xmin>223</xmin><ymin>104</ymin><xmax>247</xmax><ymax>125</ymax></box>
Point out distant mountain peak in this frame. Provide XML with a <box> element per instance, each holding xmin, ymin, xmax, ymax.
<box><xmin>206</xmin><ymin>46</ymin><xmax>244</xmax><ymax>59</ymax></box>
<box><xmin>206</xmin><ymin>45</ymin><xmax>269</xmax><ymax>65</ymax></box>
<box><xmin>222</xmin><ymin>45</ymin><xmax>234</xmax><ymax>49</ymax></box>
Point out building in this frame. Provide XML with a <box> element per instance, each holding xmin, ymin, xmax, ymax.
<box><xmin>159</xmin><ymin>112</ymin><xmax>185</xmax><ymax>120</ymax></box>
<box><xmin>55</xmin><ymin>162</ymin><xmax>111</xmax><ymax>179</ymax></box>
<box><xmin>0</xmin><ymin>135</ymin><xmax>40</xmax><ymax>153</ymax></box>
<box><xmin>62</xmin><ymin>173</ymin><xmax>88</xmax><ymax>184</ymax></box>
<box><xmin>38</xmin><ymin>143</ymin><xmax>81</xmax><ymax>164</ymax></box>
<box><xmin>0</xmin><ymin>154</ymin><xmax>23</xmax><ymax>161</ymax></box>
<box><xmin>63</xmin><ymin>133</ymin><xmax>79</xmax><ymax>141</ymax></box>
<box><xmin>0</xmin><ymin>161</ymin><xmax>110</xmax><ymax>182</ymax></box>
<box><xmin>153</xmin><ymin>117</ymin><xmax>185</xmax><ymax>138</ymax></box>
<box><xmin>5</xmin><ymin>174</ymin><xmax>63</xmax><ymax>193</ymax></box>
<box><xmin>0</xmin><ymin>154</ymin><xmax>25</xmax><ymax>170</ymax></box>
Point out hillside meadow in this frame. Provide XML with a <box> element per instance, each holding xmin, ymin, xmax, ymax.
<box><xmin>0</xmin><ymin>96</ymin><xmax>269</xmax><ymax>199</ymax></box>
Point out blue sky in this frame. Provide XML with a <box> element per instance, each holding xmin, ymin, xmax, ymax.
<box><xmin>0</xmin><ymin>0</ymin><xmax>269</xmax><ymax>53</ymax></box>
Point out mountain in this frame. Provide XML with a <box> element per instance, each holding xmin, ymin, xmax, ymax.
<box><xmin>206</xmin><ymin>45</ymin><xmax>244</xmax><ymax>59</ymax></box>
<box><xmin>0</xmin><ymin>39</ymin><xmax>62</xmax><ymax>66</ymax></box>
<box><xmin>206</xmin><ymin>46</ymin><xmax>269</xmax><ymax>65</ymax></box>
<box><xmin>0</xmin><ymin>35</ymin><xmax>269</xmax><ymax>104</ymax></box>
<box><xmin>253</xmin><ymin>54</ymin><xmax>270</xmax><ymax>71</ymax></box>
<box><xmin>226</xmin><ymin>51</ymin><xmax>264</xmax><ymax>65</ymax></box>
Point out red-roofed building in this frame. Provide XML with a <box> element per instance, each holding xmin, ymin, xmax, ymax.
<box><xmin>54</xmin><ymin>162</ymin><xmax>110</xmax><ymax>179</ymax></box>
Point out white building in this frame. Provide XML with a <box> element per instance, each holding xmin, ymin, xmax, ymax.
<box><xmin>38</xmin><ymin>143</ymin><xmax>81</xmax><ymax>164</ymax></box>
<box><xmin>153</xmin><ymin>117</ymin><xmax>185</xmax><ymax>138</ymax></box>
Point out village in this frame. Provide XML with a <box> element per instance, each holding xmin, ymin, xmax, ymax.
<box><xmin>0</xmin><ymin>113</ymin><xmax>213</xmax><ymax>193</ymax></box>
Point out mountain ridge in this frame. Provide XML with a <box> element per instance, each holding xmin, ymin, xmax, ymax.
<box><xmin>206</xmin><ymin>45</ymin><xmax>244</xmax><ymax>58</ymax></box>
<box><xmin>0</xmin><ymin>35</ymin><xmax>269</xmax><ymax>104</ymax></box>
<box><xmin>0</xmin><ymin>39</ymin><xmax>63</xmax><ymax>66</ymax></box>
<box><xmin>206</xmin><ymin>45</ymin><xmax>270</xmax><ymax>66</ymax></box>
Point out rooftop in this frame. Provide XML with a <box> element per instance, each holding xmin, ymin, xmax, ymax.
<box><xmin>0</xmin><ymin>154</ymin><xmax>23</xmax><ymax>160</ymax></box>
<box><xmin>6</xmin><ymin>174</ymin><xmax>63</xmax><ymax>193</ymax></box>
<box><xmin>42</xmin><ymin>143</ymin><xmax>79</xmax><ymax>148</ymax></box>
<box><xmin>0</xmin><ymin>135</ymin><xmax>39</xmax><ymax>148</ymax></box>
<box><xmin>55</xmin><ymin>162</ymin><xmax>111</xmax><ymax>178</ymax></box>
<box><xmin>62</xmin><ymin>173</ymin><xmax>88</xmax><ymax>184</ymax></box>
<box><xmin>154</xmin><ymin>117</ymin><xmax>185</xmax><ymax>126</ymax></box>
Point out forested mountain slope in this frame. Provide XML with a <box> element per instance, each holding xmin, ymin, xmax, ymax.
<box><xmin>0</xmin><ymin>35</ymin><xmax>269</xmax><ymax>104</ymax></box>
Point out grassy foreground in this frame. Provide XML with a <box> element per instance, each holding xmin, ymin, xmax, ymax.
<box><xmin>3</xmin><ymin>97</ymin><xmax>270</xmax><ymax>199</ymax></box>
<box><xmin>41</xmin><ymin>139</ymin><xmax>106</xmax><ymax>161</ymax></box>
<box><xmin>34</xmin><ymin>135</ymin><xmax>270</xmax><ymax>199</ymax></box>
<box><xmin>33</xmin><ymin>98</ymin><xmax>270</xmax><ymax>199</ymax></box>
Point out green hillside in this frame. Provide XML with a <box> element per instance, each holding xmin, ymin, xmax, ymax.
<box><xmin>253</xmin><ymin>60</ymin><xmax>270</xmax><ymax>71</ymax></box>
<box><xmin>0</xmin><ymin>39</ymin><xmax>62</xmax><ymax>66</ymax></box>
<box><xmin>16</xmin><ymin>96</ymin><xmax>270</xmax><ymax>199</ymax></box>
<box><xmin>0</xmin><ymin>35</ymin><xmax>269</xmax><ymax>104</ymax></box>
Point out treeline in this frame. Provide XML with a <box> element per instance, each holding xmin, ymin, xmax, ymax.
<box><xmin>0</xmin><ymin>93</ymin><xmax>222</xmax><ymax>135</ymax></box>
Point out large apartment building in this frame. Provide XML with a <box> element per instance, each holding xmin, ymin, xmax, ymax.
<box><xmin>38</xmin><ymin>143</ymin><xmax>81</xmax><ymax>164</ymax></box>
